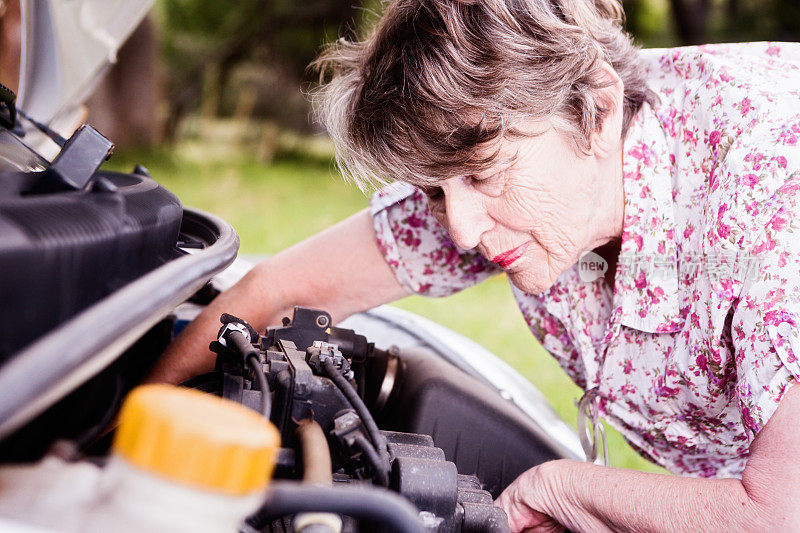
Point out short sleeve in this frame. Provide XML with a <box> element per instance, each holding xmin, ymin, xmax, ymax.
<box><xmin>731</xmin><ymin>197</ymin><xmax>800</xmax><ymax>444</ymax></box>
<box><xmin>369</xmin><ymin>182</ymin><xmax>500</xmax><ymax>297</ymax></box>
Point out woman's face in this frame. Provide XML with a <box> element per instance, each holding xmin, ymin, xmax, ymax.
<box><xmin>423</xmin><ymin>121</ymin><xmax>624</xmax><ymax>294</ymax></box>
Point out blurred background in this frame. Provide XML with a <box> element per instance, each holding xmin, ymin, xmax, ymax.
<box><xmin>1</xmin><ymin>0</ymin><xmax>797</xmax><ymax>473</ymax></box>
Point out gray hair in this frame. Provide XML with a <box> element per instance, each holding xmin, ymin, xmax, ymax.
<box><xmin>312</xmin><ymin>0</ymin><xmax>652</xmax><ymax>190</ymax></box>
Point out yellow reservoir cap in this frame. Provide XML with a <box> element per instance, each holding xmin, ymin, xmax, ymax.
<box><xmin>113</xmin><ymin>384</ymin><xmax>281</xmax><ymax>496</ymax></box>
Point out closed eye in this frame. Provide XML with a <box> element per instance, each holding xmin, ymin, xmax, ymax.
<box><xmin>469</xmin><ymin>170</ymin><xmax>506</xmax><ymax>196</ymax></box>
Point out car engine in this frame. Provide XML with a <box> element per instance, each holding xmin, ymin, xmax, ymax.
<box><xmin>194</xmin><ymin>306</ymin><xmax>508</xmax><ymax>532</ymax></box>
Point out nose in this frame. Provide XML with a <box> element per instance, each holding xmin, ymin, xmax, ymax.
<box><xmin>442</xmin><ymin>178</ymin><xmax>493</xmax><ymax>250</ymax></box>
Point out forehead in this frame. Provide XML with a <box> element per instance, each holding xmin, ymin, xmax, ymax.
<box><xmin>472</xmin><ymin>121</ymin><xmax>554</xmax><ymax>173</ymax></box>
<box><xmin>398</xmin><ymin>120</ymin><xmax>553</xmax><ymax>188</ymax></box>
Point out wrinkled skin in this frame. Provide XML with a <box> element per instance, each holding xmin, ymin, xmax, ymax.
<box><xmin>422</xmin><ymin>64</ymin><xmax>626</xmax><ymax>295</ymax></box>
<box><xmin>495</xmin><ymin>462</ymin><xmax>566</xmax><ymax>533</ymax></box>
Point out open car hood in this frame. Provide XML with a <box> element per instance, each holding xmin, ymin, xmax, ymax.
<box><xmin>17</xmin><ymin>0</ymin><xmax>153</xmax><ymax>131</ymax></box>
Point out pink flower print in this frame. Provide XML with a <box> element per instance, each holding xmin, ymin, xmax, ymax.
<box><xmin>763</xmin><ymin>309</ymin><xmax>792</xmax><ymax>327</ymax></box>
<box><xmin>634</xmin><ymin>234</ymin><xmax>644</xmax><ymax>252</ymax></box>
<box><xmin>752</xmin><ymin>235</ymin><xmax>776</xmax><ymax>254</ymax></box>
<box><xmin>406</xmin><ymin>213</ymin><xmax>425</xmax><ymax>228</ymax></box>
<box><xmin>630</xmin><ymin>143</ymin><xmax>656</xmax><ymax>166</ymax></box>
<box><xmin>776</xmin><ymin>155</ymin><xmax>788</xmax><ymax>169</ymax></box>
<box><xmin>543</xmin><ymin>315</ymin><xmax>560</xmax><ymax>336</ymax></box>
<box><xmin>402</xmin><ymin>229</ymin><xmax>420</xmax><ymax>248</ymax></box>
<box><xmin>766</xmin><ymin>45</ymin><xmax>781</xmax><ymax>56</ymax></box>
<box><xmin>654</xmin><ymin>373</ymin><xmax>680</xmax><ymax>399</ymax></box>
<box><xmin>739</xmin><ymin>97</ymin><xmax>753</xmax><ymax>116</ymax></box>
<box><xmin>770</xmin><ymin>215</ymin><xmax>788</xmax><ymax>232</ymax></box>
<box><xmin>740</xmin><ymin>405</ymin><xmax>759</xmax><ymax>433</ymax></box>
<box><xmin>741</xmin><ymin>173</ymin><xmax>759</xmax><ymax>189</ymax></box>
<box><xmin>779</xmin><ymin>179</ymin><xmax>800</xmax><ymax>197</ymax></box>
<box><xmin>634</xmin><ymin>270</ymin><xmax>648</xmax><ymax>289</ymax></box>
<box><xmin>708</xmin><ymin>130</ymin><xmax>722</xmax><ymax>147</ymax></box>
<box><xmin>744</xmin><ymin>201</ymin><xmax>760</xmax><ymax>216</ymax></box>
<box><xmin>623</xmin><ymin>359</ymin><xmax>634</xmax><ymax>375</ymax></box>
<box><xmin>717</xmin><ymin>222</ymin><xmax>731</xmax><ymax>239</ymax></box>
<box><xmin>751</xmin><ymin>152</ymin><xmax>764</xmax><ymax>171</ymax></box>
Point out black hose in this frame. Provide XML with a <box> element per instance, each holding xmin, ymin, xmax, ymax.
<box><xmin>246</xmin><ymin>482</ymin><xmax>424</xmax><ymax>533</ymax></box>
<box><xmin>248</xmin><ymin>354</ymin><xmax>271</xmax><ymax>421</ymax></box>
<box><xmin>353</xmin><ymin>434</ymin><xmax>390</xmax><ymax>486</ymax></box>
<box><xmin>228</xmin><ymin>330</ymin><xmax>271</xmax><ymax>421</ymax></box>
<box><xmin>322</xmin><ymin>358</ymin><xmax>388</xmax><ymax>463</ymax></box>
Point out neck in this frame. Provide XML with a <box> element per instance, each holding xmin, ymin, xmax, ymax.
<box><xmin>588</xmin><ymin>139</ymin><xmax>626</xmax><ymax>251</ymax></box>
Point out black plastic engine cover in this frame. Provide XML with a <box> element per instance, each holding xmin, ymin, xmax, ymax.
<box><xmin>381</xmin><ymin>347</ymin><xmax>564</xmax><ymax>498</ymax></box>
<box><xmin>0</xmin><ymin>170</ymin><xmax>182</xmax><ymax>358</ymax></box>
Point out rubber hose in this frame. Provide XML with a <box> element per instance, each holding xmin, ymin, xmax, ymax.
<box><xmin>246</xmin><ymin>482</ymin><xmax>425</xmax><ymax>533</ymax></box>
<box><xmin>296</xmin><ymin>419</ymin><xmax>333</xmax><ymax>486</ymax></box>
<box><xmin>228</xmin><ymin>330</ymin><xmax>272</xmax><ymax>420</ymax></box>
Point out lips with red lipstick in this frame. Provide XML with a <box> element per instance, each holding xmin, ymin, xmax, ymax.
<box><xmin>490</xmin><ymin>242</ymin><xmax>530</xmax><ymax>269</ymax></box>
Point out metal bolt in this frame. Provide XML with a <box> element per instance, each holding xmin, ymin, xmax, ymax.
<box><xmin>316</xmin><ymin>315</ymin><xmax>330</xmax><ymax>328</ymax></box>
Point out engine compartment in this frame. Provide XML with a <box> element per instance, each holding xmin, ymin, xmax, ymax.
<box><xmin>184</xmin><ymin>306</ymin><xmax>567</xmax><ymax>532</ymax></box>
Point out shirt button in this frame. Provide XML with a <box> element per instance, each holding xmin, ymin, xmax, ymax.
<box><xmin>777</xmin><ymin>321</ymin><xmax>793</xmax><ymax>338</ymax></box>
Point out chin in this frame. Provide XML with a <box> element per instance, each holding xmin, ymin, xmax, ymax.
<box><xmin>507</xmin><ymin>270</ymin><xmax>556</xmax><ymax>295</ymax></box>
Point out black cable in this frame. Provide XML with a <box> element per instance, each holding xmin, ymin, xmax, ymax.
<box><xmin>228</xmin><ymin>330</ymin><xmax>271</xmax><ymax>421</ymax></box>
<box><xmin>247</xmin><ymin>354</ymin><xmax>271</xmax><ymax>421</ymax></box>
<box><xmin>353</xmin><ymin>434</ymin><xmax>390</xmax><ymax>486</ymax></box>
<box><xmin>322</xmin><ymin>358</ymin><xmax>388</xmax><ymax>464</ymax></box>
<box><xmin>246</xmin><ymin>482</ymin><xmax>424</xmax><ymax>533</ymax></box>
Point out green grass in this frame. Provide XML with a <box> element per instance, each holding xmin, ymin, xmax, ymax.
<box><xmin>105</xmin><ymin>143</ymin><xmax>666</xmax><ymax>474</ymax></box>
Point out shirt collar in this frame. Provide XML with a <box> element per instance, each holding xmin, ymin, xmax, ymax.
<box><xmin>613</xmin><ymin>101</ymin><xmax>684</xmax><ymax>334</ymax></box>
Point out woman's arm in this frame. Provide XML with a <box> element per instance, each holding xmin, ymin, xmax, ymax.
<box><xmin>146</xmin><ymin>208</ymin><xmax>409</xmax><ymax>385</ymax></box>
<box><xmin>497</xmin><ymin>382</ymin><xmax>800</xmax><ymax>532</ymax></box>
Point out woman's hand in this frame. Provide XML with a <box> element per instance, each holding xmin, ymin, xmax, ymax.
<box><xmin>496</xmin><ymin>463</ymin><xmax>564</xmax><ymax>532</ymax></box>
<box><xmin>496</xmin><ymin>460</ymin><xmax>605</xmax><ymax>533</ymax></box>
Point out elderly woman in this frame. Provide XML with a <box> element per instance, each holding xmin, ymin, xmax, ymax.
<box><xmin>151</xmin><ymin>0</ymin><xmax>800</xmax><ymax>530</ymax></box>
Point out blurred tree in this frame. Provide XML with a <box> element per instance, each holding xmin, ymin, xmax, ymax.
<box><xmin>152</xmin><ymin>0</ymin><xmax>800</xmax><ymax>141</ymax></box>
<box><xmin>158</xmin><ymin>0</ymin><xmax>362</xmax><ymax>140</ymax></box>
<box><xmin>669</xmin><ymin>0</ymin><xmax>712</xmax><ymax>44</ymax></box>
<box><xmin>663</xmin><ymin>0</ymin><xmax>800</xmax><ymax>45</ymax></box>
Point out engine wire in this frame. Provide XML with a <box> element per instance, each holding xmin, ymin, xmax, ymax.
<box><xmin>247</xmin><ymin>354</ymin><xmax>271</xmax><ymax>421</ymax></box>
<box><xmin>322</xmin><ymin>359</ymin><xmax>389</xmax><ymax>467</ymax></box>
<box><xmin>228</xmin><ymin>329</ymin><xmax>272</xmax><ymax>421</ymax></box>
<box><xmin>353</xmin><ymin>434</ymin><xmax>390</xmax><ymax>486</ymax></box>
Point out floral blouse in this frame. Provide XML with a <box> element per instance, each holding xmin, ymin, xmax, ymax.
<box><xmin>369</xmin><ymin>42</ymin><xmax>800</xmax><ymax>478</ymax></box>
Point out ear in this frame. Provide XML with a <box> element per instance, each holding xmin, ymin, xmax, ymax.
<box><xmin>589</xmin><ymin>62</ymin><xmax>624</xmax><ymax>160</ymax></box>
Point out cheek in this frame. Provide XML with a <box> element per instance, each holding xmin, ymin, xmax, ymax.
<box><xmin>489</xmin><ymin>187</ymin><xmax>545</xmax><ymax>231</ymax></box>
<box><xmin>493</xmin><ymin>176</ymin><xmax>576</xmax><ymax>232</ymax></box>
